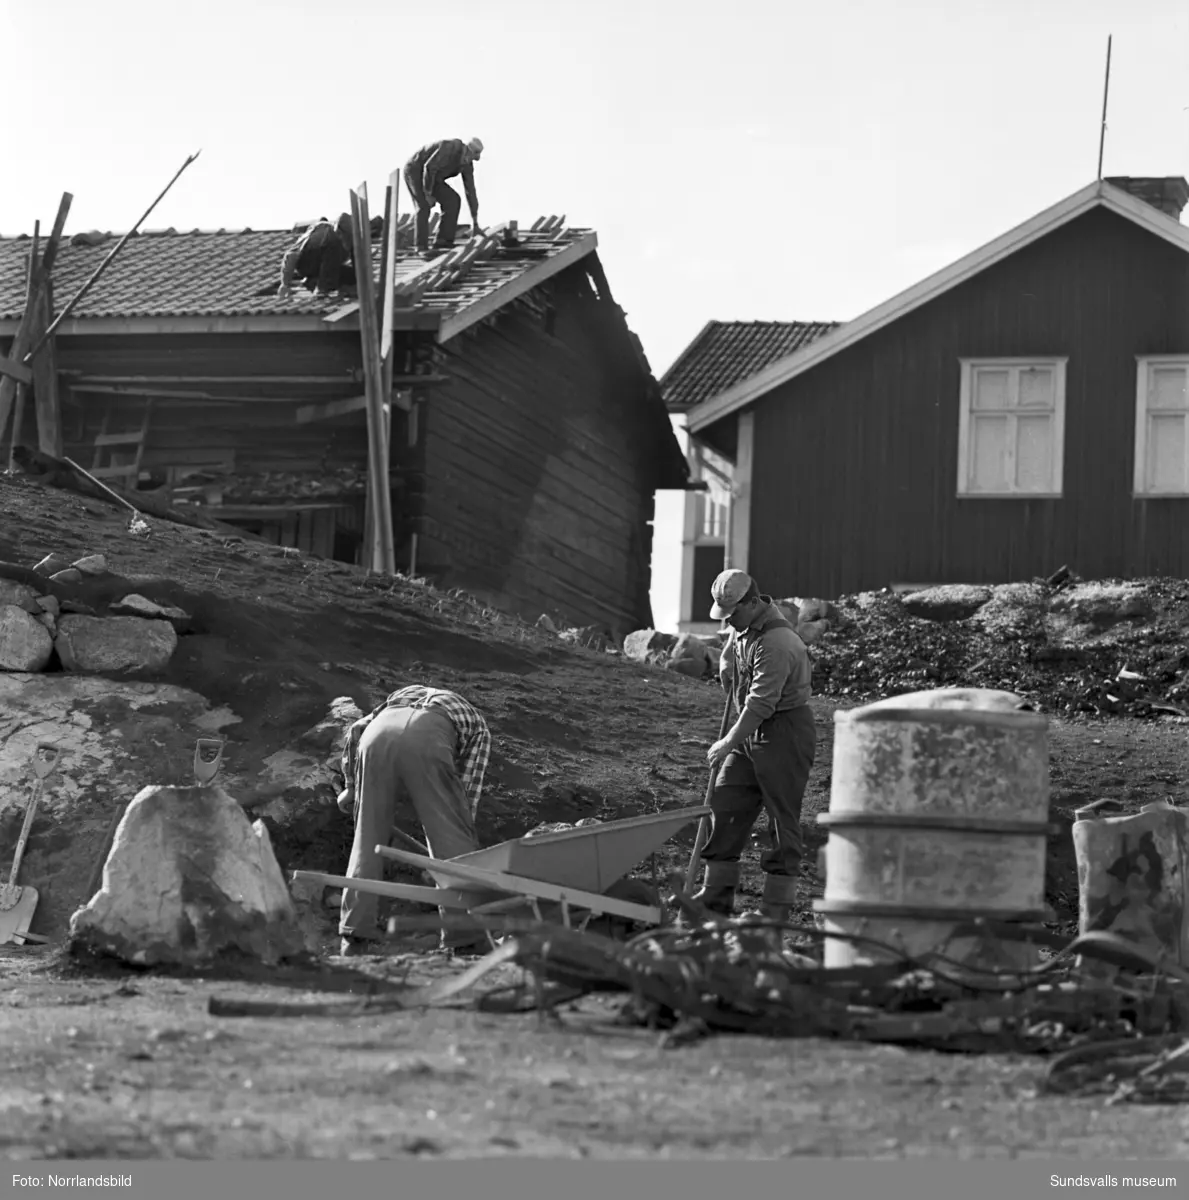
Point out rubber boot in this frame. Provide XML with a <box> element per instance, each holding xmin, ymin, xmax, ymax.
<box><xmin>758</xmin><ymin>871</ymin><xmax>800</xmax><ymax>922</ymax></box>
<box><xmin>692</xmin><ymin>861</ymin><xmax>741</xmax><ymax>917</ymax></box>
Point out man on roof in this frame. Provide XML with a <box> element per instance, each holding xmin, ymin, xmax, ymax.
<box><xmin>695</xmin><ymin>569</ymin><xmax>817</xmax><ymax>922</ymax></box>
<box><xmin>402</xmin><ymin>137</ymin><xmax>485</xmax><ymax>256</ymax></box>
<box><xmin>335</xmin><ymin>683</ymin><xmax>492</xmax><ymax>958</ymax></box>
<box><xmin>277</xmin><ymin>212</ymin><xmax>356</xmax><ymax>299</ymax></box>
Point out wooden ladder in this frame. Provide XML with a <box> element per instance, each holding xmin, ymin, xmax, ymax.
<box><xmin>90</xmin><ymin>399</ymin><xmax>154</xmax><ymax>489</ymax></box>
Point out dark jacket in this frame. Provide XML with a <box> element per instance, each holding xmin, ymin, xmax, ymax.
<box><xmin>720</xmin><ymin>597</ymin><xmax>813</xmax><ymax>722</ymax></box>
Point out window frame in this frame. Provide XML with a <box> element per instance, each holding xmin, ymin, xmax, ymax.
<box><xmin>1133</xmin><ymin>355</ymin><xmax>1189</xmax><ymax>498</ymax></box>
<box><xmin>955</xmin><ymin>356</ymin><xmax>1068</xmax><ymax>499</ymax></box>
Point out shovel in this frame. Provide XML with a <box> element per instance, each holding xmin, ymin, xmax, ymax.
<box><xmin>0</xmin><ymin>743</ymin><xmax>62</xmax><ymax>946</ymax></box>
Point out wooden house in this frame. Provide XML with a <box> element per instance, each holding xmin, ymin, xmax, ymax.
<box><xmin>663</xmin><ymin>176</ymin><xmax>1189</xmax><ymax>632</ymax></box>
<box><xmin>0</xmin><ymin>215</ymin><xmax>689</xmax><ymax>635</ymax></box>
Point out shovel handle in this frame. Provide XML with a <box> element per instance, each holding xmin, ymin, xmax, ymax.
<box><xmin>194</xmin><ymin>739</ymin><xmax>224</xmax><ymax>785</ymax></box>
<box><xmin>683</xmin><ymin>693</ymin><xmax>733</xmax><ymax>893</ymax></box>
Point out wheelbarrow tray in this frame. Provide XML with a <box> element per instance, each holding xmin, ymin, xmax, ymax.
<box><xmin>432</xmin><ymin>805</ymin><xmax>710</xmax><ymax>896</ymax></box>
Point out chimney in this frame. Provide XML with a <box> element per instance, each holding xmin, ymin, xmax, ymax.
<box><xmin>1104</xmin><ymin>175</ymin><xmax>1189</xmax><ymax>221</ymax></box>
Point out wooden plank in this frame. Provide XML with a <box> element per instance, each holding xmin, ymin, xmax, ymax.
<box><xmin>30</xmin><ymin>279</ymin><xmax>63</xmax><ymax>457</ymax></box>
<box><xmin>294</xmin><ymin>394</ymin><xmax>366</xmax><ymax>424</ymax></box>
<box><xmin>0</xmin><ymin>355</ymin><xmax>32</xmax><ymax>385</ymax></box>
<box><xmin>0</xmin><ymin>226</ymin><xmax>41</xmax><ymax>445</ymax></box>
<box><xmin>93</xmin><ymin>430</ymin><xmax>148</xmax><ymax>447</ymax></box>
<box><xmin>374</xmin><ymin>845</ymin><xmax>662</xmax><ymax>924</ymax></box>
<box><xmin>37</xmin><ymin>193</ymin><xmax>74</xmax><ymax>277</ymax></box>
<box><xmin>350</xmin><ymin>185</ymin><xmax>396</xmax><ymax>576</ymax></box>
<box><xmin>61</xmin><ymin>374</ymin><xmax>364</xmax><ymax>385</ymax></box>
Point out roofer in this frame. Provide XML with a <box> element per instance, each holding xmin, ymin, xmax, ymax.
<box><xmin>402</xmin><ymin>137</ymin><xmax>484</xmax><ymax>255</ymax></box>
<box><xmin>277</xmin><ymin>213</ymin><xmax>356</xmax><ymax>298</ymax></box>
<box><xmin>696</xmin><ymin>569</ymin><xmax>817</xmax><ymax>922</ymax></box>
<box><xmin>336</xmin><ymin>684</ymin><xmax>491</xmax><ymax>957</ymax></box>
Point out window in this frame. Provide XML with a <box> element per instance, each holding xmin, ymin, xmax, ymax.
<box><xmin>693</xmin><ymin>442</ymin><xmax>732</xmax><ymax>542</ymax></box>
<box><xmin>956</xmin><ymin>358</ymin><xmax>1067</xmax><ymax>497</ymax></box>
<box><xmin>1134</xmin><ymin>357</ymin><xmax>1189</xmax><ymax>496</ymax></box>
<box><xmin>698</xmin><ymin>490</ymin><xmax>729</xmax><ymax>540</ymax></box>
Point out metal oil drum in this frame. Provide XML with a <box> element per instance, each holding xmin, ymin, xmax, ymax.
<box><xmin>813</xmin><ymin>687</ymin><xmax>1050</xmax><ymax>975</ymax></box>
<box><xmin>1073</xmin><ymin>800</ymin><xmax>1189</xmax><ymax>968</ymax></box>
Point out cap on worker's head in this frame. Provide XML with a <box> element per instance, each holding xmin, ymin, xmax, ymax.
<box><xmin>467</xmin><ymin>137</ymin><xmax>484</xmax><ymax>156</ymax></box>
<box><xmin>709</xmin><ymin>568</ymin><xmax>755</xmax><ymax>620</ymax></box>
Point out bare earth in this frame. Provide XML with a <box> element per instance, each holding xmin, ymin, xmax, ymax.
<box><xmin>2</xmin><ymin>474</ymin><xmax>1189</xmax><ymax>1160</ymax></box>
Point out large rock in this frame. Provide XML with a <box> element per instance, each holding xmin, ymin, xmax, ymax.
<box><xmin>0</xmin><ymin>605</ymin><xmax>53</xmax><ymax>671</ymax></box>
<box><xmin>1049</xmin><ymin>583</ymin><xmax>1154</xmax><ymax>626</ymax></box>
<box><xmin>901</xmin><ymin>584</ymin><xmax>993</xmax><ymax>622</ymax></box>
<box><xmin>797</xmin><ymin>619</ymin><xmax>830</xmax><ymax>645</ymax></box>
<box><xmin>665</xmin><ymin>632</ymin><xmax>718</xmax><ymax>679</ymax></box>
<box><xmin>0</xmin><ymin>579</ymin><xmax>41</xmax><ymax>613</ymax></box>
<box><xmin>623</xmin><ymin>628</ymin><xmax>679</xmax><ymax>663</ymax></box>
<box><xmin>68</xmin><ymin>783</ymin><xmax>305</xmax><ymax>967</ymax></box>
<box><xmin>55</xmin><ymin>614</ymin><xmax>178</xmax><ymax>673</ymax></box>
<box><xmin>797</xmin><ymin>597</ymin><xmax>839</xmax><ymax>624</ymax></box>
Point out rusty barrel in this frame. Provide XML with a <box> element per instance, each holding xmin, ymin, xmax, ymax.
<box><xmin>813</xmin><ymin>687</ymin><xmax>1050</xmax><ymax>974</ymax></box>
<box><xmin>1073</xmin><ymin>800</ymin><xmax>1189</xmax><ymax>968</ymax></box>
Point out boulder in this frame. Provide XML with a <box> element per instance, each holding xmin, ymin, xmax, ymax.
<box><xmin>798</xmin><ymin>597</ymin><xmax>839</xmax><ymax>624</ymax></box>
<box><xmin>55</xmin><ymin>614</ymin><xmax>178</xmax><ymax>673</ymax></box>
<box><xmin>50</xmin><ymin>568</ymin><xmax>84</xmax><ymax>584</ymax></box>
<box><xmin>901</xmin><ymin>584</ymin><xmax>993</xmax><ymax>622</ymax></box>
<box><xmin>35</xmin><ymin>612</ymin><xmax>57</xmax><ymax>636</ymax></box>
<box><xmin>68</xmin><ymin>783</ymin><xmax>305</xmax><ymax>967</ymax></box>
<box><xmin>109</xmin><ymin>593</ymin><xmax>193</xmax><ymax>630</ymax></box>
<box><xmin>797</xmin><ymin>619</ymin><xmax>830</xmax><ymax>645</ymax></box>
<box><xmin>535</xmin><ymin>614</ymin><xmax>558</xmax><ymax>634</ymax></box>
<box><xmin>623</xmin><ymin>628</ymin><xmax>679</xmax><ymax>663</ymax></box>
<box><xmin>71</xmin><ymin>554</ymin><xmax>108</xmax><ymax>576</ymax></box>
<box><xmin>33</xmin><ymin>553</ymin><xmax>71</xmax><ymax>577</ymax></box>
<box><xmin>0</xmin><ymin>605</ymin><xmax>54</xmax><ymax>672</ymax></box>
<box><xmin>665</xmin><ymin>632</ymin><xmax>718</xmax><ymax>679</ymax></box>
<box><xmin>0</xmin><ymin>579</ymin><xmax>40</xmax><ymax>613</ymax></box>
<box><xmin>35</xmin><ymin>595</ymin><xmax>60</xmax><ymax>617</ymax></box>
<box><xmin>1049</xmin><ymin>583</ymin><xmax>1154</xmax><ymax>626</ymax></box>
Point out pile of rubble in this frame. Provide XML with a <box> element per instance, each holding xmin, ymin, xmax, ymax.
<box><xmin>808</xmin><ymin>576</ymin><xmax>1189</xmax><ymax>719</ymax></box>
<box><xmin>0</xmin><ymin>551</ymin><xmax>189</xmax><ymax>675</ymax></box>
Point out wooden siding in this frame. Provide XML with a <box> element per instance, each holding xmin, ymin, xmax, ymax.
<box><xmin>417</xmin><ymin>268</ymin><xmax>663</xmax><ymax>634</ymax></box>
<box><xmin>737</xmin><ymin>207</ymin><xmax>1189</xmax><ymax>597</ymax></box>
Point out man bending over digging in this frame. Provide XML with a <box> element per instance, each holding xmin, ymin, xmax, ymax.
<box><xmin>336</xmin><ymin>684</ymin><xmax>491</xmax><ymax>958</ymax></box>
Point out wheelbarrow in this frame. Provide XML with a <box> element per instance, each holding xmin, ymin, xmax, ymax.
<box><xmin>293</xmin><ymin>805</ymin><xmax>711</xmax><ymax>930</ymax></box>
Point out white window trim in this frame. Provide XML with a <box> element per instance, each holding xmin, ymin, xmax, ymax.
<box><xmin>1133</xmin><ymin>355</ymin><xmax>1189</xmax><ymax>498</ymax></box>
<box><xmin>956</xmin><ymin>357</ymin><xmax>1067</xmax><ymax>498</ymax></box>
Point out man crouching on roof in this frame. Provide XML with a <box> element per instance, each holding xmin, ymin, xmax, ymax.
<box><xmin>335</xmin><ymin>684</ymin><xmax>491</xmax><ymax>958</ymax></box>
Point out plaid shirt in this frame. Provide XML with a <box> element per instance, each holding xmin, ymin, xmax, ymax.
<box><xmin>340</xmin><ymin>686</ymin><xmax>492</xmax><ymax>816</ymax></box>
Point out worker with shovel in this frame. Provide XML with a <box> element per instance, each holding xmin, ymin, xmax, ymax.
<box><xmin>402</xmin><ymin>137</ymin><xmax>484</xmax><ymax>256</ymax></box>
<box><xmin>335</xmin><ymin>684</ymin><xmax>491</xmax><ymax>957</ymax></box>
<box><xmin>277</xmin><ymin>213</ymin><xmax>356</xmax><ymax>298</ymax></box>
<box><xmin>694</xmin><ymin>570</ymin><xmax>816</xmax><ymax>921</ymax></box>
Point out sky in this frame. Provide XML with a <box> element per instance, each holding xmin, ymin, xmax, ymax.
<box><xmin>5</xmin><ymin>0</ymin><xmax>1189</xmax><ymax>632</ymax></box>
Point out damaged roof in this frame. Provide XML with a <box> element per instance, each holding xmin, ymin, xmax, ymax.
<box><xmin>660</xmin><ymin>320</ymin><xmax>841</xmax><ymax>413</ymax></box>
<box><xmin>0</xmin><ymin>215</ymin><xmax>594</xmax><ymax>341</ymax></box>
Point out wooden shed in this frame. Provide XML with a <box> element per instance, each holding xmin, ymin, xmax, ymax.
<box><xmin>0</xmin><ymin>216</ymin><xmax>689</xmax><ymax>635</ymax></box>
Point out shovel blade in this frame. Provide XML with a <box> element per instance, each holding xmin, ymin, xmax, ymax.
<box><xmin>0</xmin><ymin>885</ymin><xmax>38</xmax><ymax>945</ymax></box>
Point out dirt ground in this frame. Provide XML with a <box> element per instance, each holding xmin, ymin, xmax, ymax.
<box><xmin>2</xmin><ymin>473</ymin><xmax>1189</xmax><ymax>1160</ymax></box>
